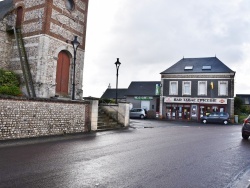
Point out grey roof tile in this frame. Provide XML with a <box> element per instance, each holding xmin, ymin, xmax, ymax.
<box><xmin>101</xmin><ymin>89</ymin><xmax>127</xmax><ymax>99</ymax></box>
<box><xmin>160</xmin><ymin>57</ymin><xmax>235</xmax><ymax>74</ymax></box>
<box><xmin>126</xmin><ymin>81</ymin><xmax>161</xmax><ymax>96</ymax></box>
<box><xmin>0</xmin><ymin>0</ymin><xmax>14</xmax><ymax>20</ymax></box>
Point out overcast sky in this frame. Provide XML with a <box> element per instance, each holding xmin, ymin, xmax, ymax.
<box><xmin>83</xmin><ymin>0</ymin><xmax>250</xmax><ymax>98</ymax></box>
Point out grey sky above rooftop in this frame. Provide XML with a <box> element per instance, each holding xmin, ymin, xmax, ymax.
<box><xmin>1</xmin><ymin>0</ymin><xmax>249</xmax><ymax>97</ymax></box>
<box><xmin>83</xmin><ymin>0</ymin><xmax>250</xmax><ymax>97</ymax></box>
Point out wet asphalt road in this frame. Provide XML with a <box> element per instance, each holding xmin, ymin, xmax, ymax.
<box><xmin>1</xmin><ymin>120</ymin><xmax>250</xmax><ymax>188</ymax></box>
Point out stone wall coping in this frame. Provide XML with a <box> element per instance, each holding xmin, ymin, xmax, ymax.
<box><xmin>83</xmin><ymin>97</ymin><xmax>100</xmax><ymax>100</ymax></box>
<box><xmin>0</xmin><ymin>95</ymin><xmax>90</xmax><ymax>104</ymax></box>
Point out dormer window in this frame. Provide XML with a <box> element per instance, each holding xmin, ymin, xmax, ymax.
<box><xmin>65</xmin><ymin>0</ymin><xmax>75</xmax><ymax>11</ymax></box>
<box><xmin>184</xmin><ymin>66</ymin><xmax>193</xmax><ymax>70</ymax></box>
<box><xmin>202</xmin><ymin>65</ymin><xmax>211</xmax><ymax>70</ymax></box>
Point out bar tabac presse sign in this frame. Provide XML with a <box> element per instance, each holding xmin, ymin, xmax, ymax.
<box><xmin>164</xmin><ymin>97</ymin><xmax>227</xmax><ymax>104</ymax></box>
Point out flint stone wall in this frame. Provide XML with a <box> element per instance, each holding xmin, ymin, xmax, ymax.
<box><xmin>0</xmin><ymin>97</ymin><xmax>92</xmax><ymax>140</ymax></box>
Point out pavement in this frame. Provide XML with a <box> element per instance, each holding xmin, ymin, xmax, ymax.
<box><xmin>0</xmin><ymin>119</ymin><xmax>242</xmax><ymax>148</ymax></box>
<box><xmin>226</xmin><ymin>168</ymin><xmax>250</xmax><ymax>188</ymax></box>
<box><xmin>0</xmin><ymin>119</ymin><xmax>249</xmax><ymax>187</ymax></box>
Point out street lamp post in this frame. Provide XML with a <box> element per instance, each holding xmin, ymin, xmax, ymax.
<box><xmin>71</xmin><ymin>36</ymin><xmax>80</xmax><ymax>100</ymax></box>
<box><xmin>115</xmin><ymin>58</ymin><xmax>121</xmax><ymax>104</ymax></box>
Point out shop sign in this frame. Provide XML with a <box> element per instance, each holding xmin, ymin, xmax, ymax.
<box><xmin>134</xmin><ymin>96</ymin><xmax>153</xmax><ymax>100</ymax></box>
<box><xmin>164</xmin><ymin>97</ymin><xmax>227</xmax><ymax>104</ymax></box>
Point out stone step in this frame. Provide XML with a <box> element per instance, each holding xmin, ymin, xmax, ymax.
<box><xmin>97</xmin><ymin>107</ymin><xmax>120</xmax><ymax>131</ymax></box>
<box><xmin>97</xmin><ymin>124</ymin><xmax>121</xmax><ymax>130</ymax></box>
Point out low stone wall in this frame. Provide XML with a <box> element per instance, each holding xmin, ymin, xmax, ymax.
<box><xmin>0</xmin><ymin>97</ymin><xmax>93</xmax><ymax>140</ymax></box>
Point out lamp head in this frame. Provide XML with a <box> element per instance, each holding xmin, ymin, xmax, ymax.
<box><xmin>115</xmin><ymin>58</ymin><xmax>121</xmax><ymax>68</ymax></box>
<box><xmin>71</xmin><ymin>36</ymin><xmax>80</xmax><ymax>51</ymax></box>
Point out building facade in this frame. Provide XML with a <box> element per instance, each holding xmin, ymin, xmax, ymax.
<box><xmin>100</xmin><ymin>81</ymin><xmax>161</xmax><ymax>118</ymax></box>
<box><xmin>126</xmin><ymin>81</ymin><xmax>161</xmax><ymax>118</ymax></box>
<box><xmin>160</xmin><ymin>57</ymin><xmax>235</xmax><ymax>121</ymax></box>
<box><xmin>0</xmin><ymin>0</ymin><xmax>88</xmax><ymax>99</ymax></box>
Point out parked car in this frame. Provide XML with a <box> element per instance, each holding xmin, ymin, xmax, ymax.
<box><xmin>129</xmin><ymin>108</ymin><xmax>147</xmax><ymax>119</ymax></box>
<box><xmin>200</xmin><ymin>112</ymin><xmax>230</xmax><ymax>125</ymax></box>
<box><xmin>242</xmin><ymin>115</ymin><xmax>250</xmax><ymax>139</ymax></box>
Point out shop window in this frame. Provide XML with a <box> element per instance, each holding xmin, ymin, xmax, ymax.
<box><xmin>182</xmin><ymin>81</ymin><xmax>191</xmax><ymax>95</ymax></box>
<box><xmin>198</xmin><ymin>81</ymin><xmax>207</xmax><ymax>96</ymax></box>
<box><xmin>207</xmin><ymin>107</ymin><xmax>211</xmax><ymax>114</ymax></box>
<box><xmin>212</xmin><ymin>106</ymin><xmax>219</xmax><ymax>112</ymax></box>
<box><xmin>200</xmin><ymin>106</ymin><xmax>205</xmax><ymax>117</ymax></box>
<box><xmin>219</xmin><ymin>108</ymin><xmax>224</xmax><ymax>112</ymax></box>
<box><xmin>218</xmin><ymin>81</ymin><xmax>228</xmax><ymax>96</ymax></box>
<box><xmin>178</xmin><ymin>106</ymin><xmax>183</xmax><ymax>119</ymax></box>
<box><xmin>191</xmin><ymin>105</ymin><xmax>197</xmax><ymax>117</ymax></box>
<box><xmin>166</xmin><ymin>106</ymin><xmax>172</xmax><ymax>119</ymax></box>
<box><xmin>183</xmin><ymin>106</ymin><xmax>190</xmax><ymax>120</ymax></box>
<box><xmin>172</xmin><ymin>106</ymin><xmax>177</xmax><ymax>119</ymax></box>
<box><xmin>169</xmin><ymin>81</ymin><xmax>178</xmax><ymax>95</ymax></box>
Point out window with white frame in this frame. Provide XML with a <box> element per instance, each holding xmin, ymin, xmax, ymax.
<box><xmin>169</xmin><ymin>81</ymin><xmax>178</xmax><ymax>95</ymax></box>
<box><xmin>182</xmin><ymin>81</ymin><xmax>191</xmax><ymax>95</ymax></box>
<box><xmin>198</xmin><ymin>81</ymin><xmax>207</xmax><ymax>96</ymax></box>
<box><xmin>245</xmin><ymin>98</ymin><xmax>249</xmax><ymax>104</ymax></box>
<box><xmin>218</xmin><ymin>81</ymin><xmax>228</xmax><ymax>96</ymax></box>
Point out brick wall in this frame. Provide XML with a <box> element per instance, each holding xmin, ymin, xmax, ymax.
<box><xmin>0</xmin><ymin>97</ymin><xmax>91</xmax><ymax>140</ymax></box>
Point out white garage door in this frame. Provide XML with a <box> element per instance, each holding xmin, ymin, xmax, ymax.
<box><xmin>141</xmin><ymin>101</ymin><xmax>150</xmax><ymax>111</ymax></box>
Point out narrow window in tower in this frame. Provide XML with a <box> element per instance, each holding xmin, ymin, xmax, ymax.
<box><xmin>65</xmin><ymin>0</ymin><xmax>75</xmax><ymax>11</ymax></box>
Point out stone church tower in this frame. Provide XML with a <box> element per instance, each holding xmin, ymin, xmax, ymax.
<box><xmin>0</xmin><ymin>0</ymin><xmax>89</xmax><ymax>99</ymax></box>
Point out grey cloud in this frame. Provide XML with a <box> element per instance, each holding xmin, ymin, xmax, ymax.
<box><xmin>84</xmin><ymin>0</ymin><xmax>250</xmax><ymax>97</ymax></box>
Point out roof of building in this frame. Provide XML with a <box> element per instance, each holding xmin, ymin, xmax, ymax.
<box><xmin>0</xmin><ymin>0</ymin><xmax>14</xmax><ymax>20</ymax></box>
<box><xmin>101</xmin><ymin>88</ymin><xmax>127</xmax><ymax>99</ymax></box>
<box><xmin>236</xmin><ymin>94</ymin><xmax>250</xmax><ymax>100</ymax></box>
<box><xmin>160</xmin><ymin>57</ymin><xmax>235</xmax><ymax>74</ymax></box>
<box><xmin>126</xmin><ymin>81</ymin><xmax>161</xmax><ymax>96</ymax></box>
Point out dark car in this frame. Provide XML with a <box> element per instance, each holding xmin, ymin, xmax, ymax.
<box><xmin>201</xmin><ymin>112</ymin><xmax>230</xmax><ymax>125</ymax></box>
<box><xmin>242</xmin><ymin>115</ymin><xmax>250</xmax><ymax>139</ymax></box>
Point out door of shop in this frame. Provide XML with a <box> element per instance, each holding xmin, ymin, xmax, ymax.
<box><xmin>183</xmin><ymin>106</ymin><xmax>190</xmax><ymax>120</ymax></box>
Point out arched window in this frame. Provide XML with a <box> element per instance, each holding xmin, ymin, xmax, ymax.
<box><xmin>65</xmin><ymin>0</ymin><xmax>75</xmax><ymax>11</ymax></box>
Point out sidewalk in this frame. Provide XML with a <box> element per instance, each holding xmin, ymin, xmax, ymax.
<box><xmin>0</xmin><ymin>132</ymin><xmax>97</xmax><ymax>148</ymax></box>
